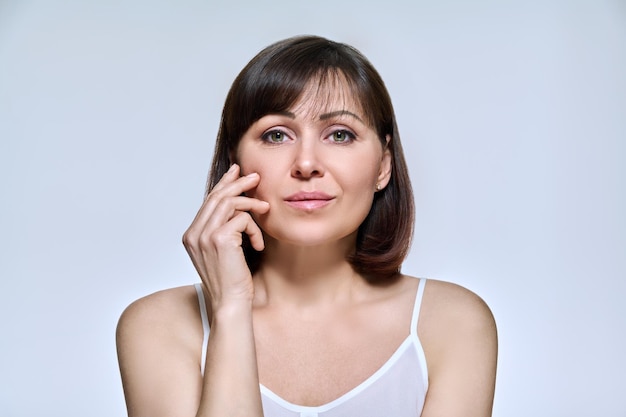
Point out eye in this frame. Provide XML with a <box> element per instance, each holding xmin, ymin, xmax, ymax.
<box><xmin>262</xmin><ymin>129</ymin><xmax>289</xmax><ymax>143</ymax></box>
<box><xmin>328</xmin><ymin>129</ymin><xmax>355</xmax><ymax>143</ymax></box>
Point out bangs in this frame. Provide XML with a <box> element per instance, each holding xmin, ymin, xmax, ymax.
<box><xmin>221</xmin><ymin>38</ymin><xmax>389</xmax><ymax>152</ymax></box>
<box><xmin>288</xmin><ymin>71</ymin><xmax>371</xmax><ymax>126</ymax></box>
<box><xmin>210</xmin><ymin>35</ymin><xmax>413</xmax><ymax>280</ymax></box>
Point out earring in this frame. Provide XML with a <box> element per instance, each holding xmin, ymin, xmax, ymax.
<box><xmin>375</xmin><ymin>183</ymin><xmax>381</xmax><ymax>191</ymax></box>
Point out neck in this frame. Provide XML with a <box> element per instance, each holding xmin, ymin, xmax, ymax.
<box><xmin>253</xmin><ymin>235</ymin><xmax>367</xmax><ymax>308</ymax></box>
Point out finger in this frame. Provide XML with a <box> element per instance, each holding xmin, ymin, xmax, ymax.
<box><xmin>209</xmin><ymin>163</ymin><xmax>240</xmax><ymax>194</ymax></box>
<box><xmin>192</xmin><ymin>211</ymin><xmax>262</xmax><ymax>259</ymax></box>
<box><xmin>245</xmin><ymin>216</ymin><xmax>266</xmax><ymax>252</ymax></box>
<box><xmin>210</xmin><ymin>172</ymin><xmax>262</xmax><ymax>201</ymax></box>
<box><xmin>221</xmin><ymin>211</ymin><xmax>266</xmax><ymax>252</ymax></box>
<box><xmin>183</xmin><ymin>195</ymin><xmax>268</xmax><ymax>256</ymax></box>
<box><xmin>199</xmin><ymin>195</ymin><xmax>269</xmax><ymax>234</ymax></box>
<box><xmin>191</xmin><ymin>173</ymin><xmax>264</xmax><ymax>229</ymax></box>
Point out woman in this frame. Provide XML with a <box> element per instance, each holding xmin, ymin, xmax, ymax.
<box><xmin>116</xmin><ymin>35</ymin><xmax>497</xmax><ymax>417</ymax></box>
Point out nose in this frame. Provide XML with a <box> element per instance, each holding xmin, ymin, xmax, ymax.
<box><xmin>290</xmin><ymin>138</ymin><xmax>325</xmax><ymax>179</ymax></box>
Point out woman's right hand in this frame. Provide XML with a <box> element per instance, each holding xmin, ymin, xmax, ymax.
<box><xmin>182</xmin><ymin>164</ymin><xmax>270</xmax><ymax>312</ymax></box>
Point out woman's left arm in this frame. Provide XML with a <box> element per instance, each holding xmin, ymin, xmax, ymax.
<box><xmin>419</xmin><ymin>281</ymin><xmax>498</xmax><ymax>417</ymax></box>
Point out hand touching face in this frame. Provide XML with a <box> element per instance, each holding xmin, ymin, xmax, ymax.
<box><xmin>235</xmin><ymin>85</ymin><xmax>391</xmax><ymax>248</ymax></box>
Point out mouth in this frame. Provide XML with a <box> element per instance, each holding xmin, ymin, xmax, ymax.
<box><xmin>284</xmin><ymin>191</ymin><xmax>335</xmax><ymax>210</ymax></box>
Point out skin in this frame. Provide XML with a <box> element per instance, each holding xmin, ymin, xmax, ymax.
<box><xmin>116</xmin><ymin>81</ymin><xmax>498</xmax><ymax>417</ymax></box>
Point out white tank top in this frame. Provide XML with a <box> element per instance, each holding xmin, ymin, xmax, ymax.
<box><xmin>194</xmin><ymin>278</ymin><xmax>429</xmax><ymax>417</ymax></box>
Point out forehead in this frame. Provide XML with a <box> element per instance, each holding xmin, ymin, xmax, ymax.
<box><xmin>289</xmin><ymin>72</ymin><xmax>366</xmax><ymax>122</ymax></box>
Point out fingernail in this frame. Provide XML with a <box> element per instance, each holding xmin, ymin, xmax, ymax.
<box><xmin>246</xmin><ymin>172</ymin><xmax>259</xmax><ymax>178</ymax></box>
<box><xmin>228</xmin><ymin>164</ymin><xmax>238</xmax><ymax>173</ymax></box>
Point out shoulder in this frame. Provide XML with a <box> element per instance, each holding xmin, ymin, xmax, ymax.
<box><xmin>418</xmin><ymin>279</ymin><xmax>497</xmax><ymax>352</ymax></box>
<box><xmin>117</xmin><ymin>285</ymin><xmax>200</xmax><ymax>326</ymax></box>
<box><xmin>421</xmin><ymin>279</ymin><xmax>495</xmax><ymax>329</ymax></box>
<box><xmin>416</xmin><ymin>279</ymin><xmax>498</xmax><ymax>415</ymax></box>
<box><xmin>116</xmin><ymin>285</ymin><xmax>203</xmax><ymax>353</ymax></box>
<box><xmin>116</xmin><ymin>287</ymin><xmax>206</xmax><ymax>416</ymax></box>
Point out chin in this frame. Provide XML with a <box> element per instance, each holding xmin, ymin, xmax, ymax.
<box><xmin>263</xmin><ymin>225</ymin><xmax>358</xmax><ymax>249</ymax></box>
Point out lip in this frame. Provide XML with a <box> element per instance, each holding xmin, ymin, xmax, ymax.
<box><xmin>284</xmin><ymin>191</ymin><xmax>335</xmax><ymax>210</ymax></box>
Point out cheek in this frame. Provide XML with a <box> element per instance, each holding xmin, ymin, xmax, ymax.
<box><xmin>238</xmin><ymin>161</ymin><xmax>276</xmax><ymax>200</ymax></box>
<box><xmin>248</xmin><ymin>178</ymin><xmax>270</xmax><ymax>201</ymax></box>
<box><xmin>236</xmin><ymin>142</ymin><xmax>280</xmax><ymax>176</ymax></box>
<box><xmin>343</xmin><ymin>156</ymin><xmax>380</xmax><ymax>190</ymax></box>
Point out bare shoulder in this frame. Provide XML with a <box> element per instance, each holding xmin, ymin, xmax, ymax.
<box><xmin>117</xmin><ymin>285</ymin><xmax>202</xmax><ymax>343</ymax></box>
<box><xmin>116</xmin><ymin>285</ymin><xmax>205</xmax><ymax>416</ymax></box>
<box><xmin>415</xmin><ymin>278</ymin><xmax>498</xmax><ymax>416</ymax></box>
<box><xmin>421</xmin><ymin>279</ymin><xmax>496</xmax><ymax>333</ymax></box>
<box><xmin>418</xmin><ymin>279</ymin><xmax>497</xmax><ymax>358</ymax></box>
<box><xmin>116</xmin><ymin>285</ymin><xmax>204</xmax><ymax>365</ymax></box>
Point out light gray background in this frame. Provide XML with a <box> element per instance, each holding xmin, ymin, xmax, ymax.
<box><xmin>1</xmin><ymin>0</ymin><xmax>624</xmax><ymax>416</ymax></box>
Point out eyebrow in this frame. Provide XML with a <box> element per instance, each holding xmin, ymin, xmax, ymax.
<box><xmin>276</xmin><ymin>110</ymin><xmax>296</xmax><ymax>118</ymax></box>
<box><xmin>319</xmin><ymin>110</ymin><xmax>363</xmax><ymax>122</ymax></box>
<box><xmin>270</xmin><ymin>109</ymin><xmax>364</xmax><ymax>122</ymax></box>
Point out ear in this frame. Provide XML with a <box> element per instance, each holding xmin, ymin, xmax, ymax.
<box><xmin>376</xmin><ymin>135</ymin><xmax>392</xmax><ymax>191</ymax></box>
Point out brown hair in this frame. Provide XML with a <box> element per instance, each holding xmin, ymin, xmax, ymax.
<box><xmin>207</xmin><ymin>35</ymin><xmax>414</xmax><ymax>282</ymax></box>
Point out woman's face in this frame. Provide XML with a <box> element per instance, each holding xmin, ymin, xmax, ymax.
<box><xmin>235</xmin><ymin>80</ymin><xmax>392</xmax><ymax>248</ymax></box>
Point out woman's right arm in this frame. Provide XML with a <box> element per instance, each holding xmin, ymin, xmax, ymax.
<box><xmin>117</xmin><ymin>164</ymin><xmax>270</xmax><ymax>417</ymax></box>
